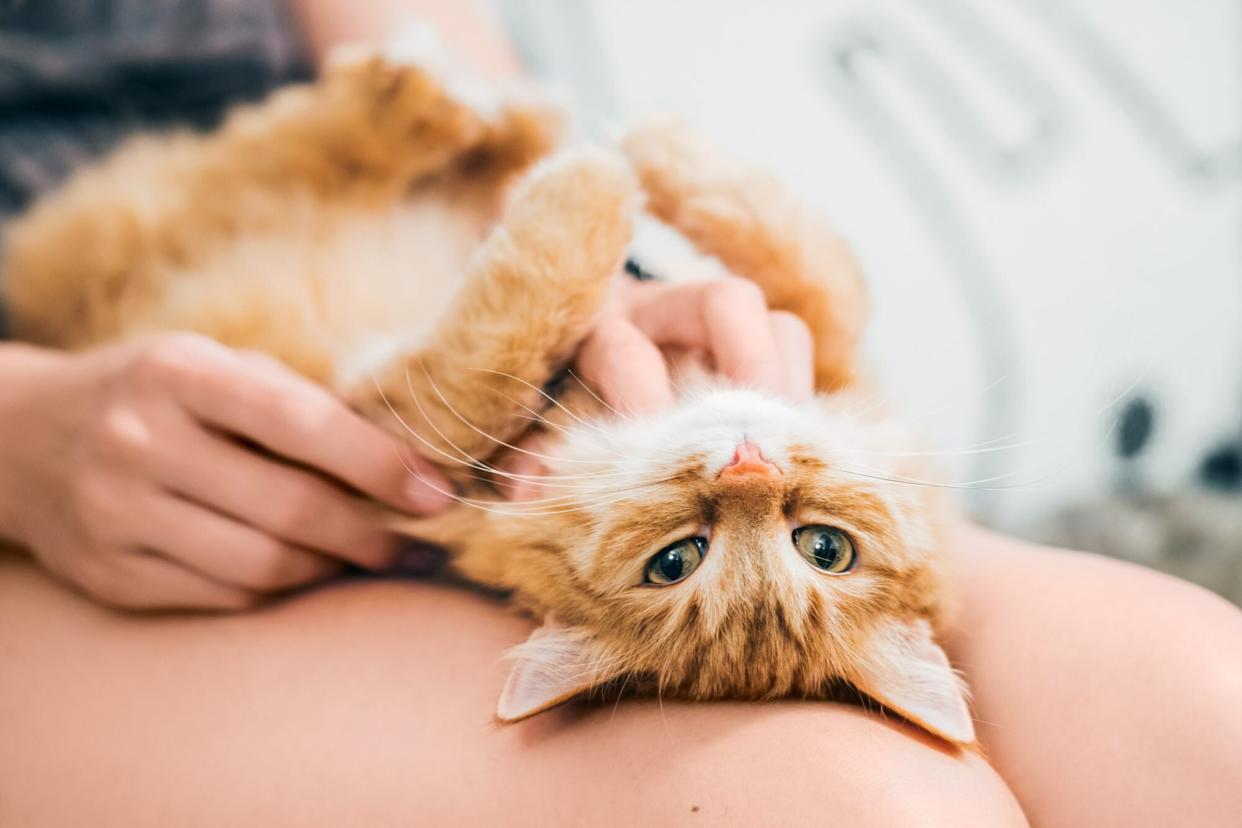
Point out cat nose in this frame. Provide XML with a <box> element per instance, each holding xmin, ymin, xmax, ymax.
<box><xmin>720</xmin><ymin>441</ymin><xmax>780</xmax><ymax>479</ymax></box>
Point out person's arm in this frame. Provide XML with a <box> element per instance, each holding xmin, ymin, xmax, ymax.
<box><xmin>0</xmin><ymin>268</ymin><xmax>817</xmax><ymax>606</ymax></box>
<box><xmin>0</xmin><ymin>334</ymin><xmax>452</xmax><ymax>610</ymax></box>
<box><xmin>291</xmin><ymin>0</ymin><xmax>522</xmax><ymax>78</ymax></box>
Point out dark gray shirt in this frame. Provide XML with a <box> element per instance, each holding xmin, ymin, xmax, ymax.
<box><xmin>0</xmin><ymin>0</ymin><xmax>312</xmax><ymax>336</ymax></box>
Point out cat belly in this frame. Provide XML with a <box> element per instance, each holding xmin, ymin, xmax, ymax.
<box><xmin>146</xmin><ymin>194</ymin><xmax>487</xmax><ymax>388</ymax></box>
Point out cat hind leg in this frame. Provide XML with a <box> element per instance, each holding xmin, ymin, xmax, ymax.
<box><xmin>0</xmin><ymin>49</ymin><xmax>495</xmax><ymax>347</ymax></box>
<box><xmin>620</xmin><ymin>118</ymin><xmax>868</xmax><ymax>392</ymax></box>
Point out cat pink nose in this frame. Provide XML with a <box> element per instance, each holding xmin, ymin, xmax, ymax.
<box><xmin>720</xmin><ymin>441</ymin><xmax>780</xmax><ymax>479</ymax></box>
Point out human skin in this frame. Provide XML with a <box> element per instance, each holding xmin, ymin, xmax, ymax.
<box><xmin>3</xmin><ymin>5</ymin><xmax>1238</xmax><ymax>821</ymax></box>
<box><xmin>945</xmin><ymin>524</ymin><xmax>1242</xmax><ymax>826</ymax></box>
<box><xmin>293</xmin><ymin>0</ymin><xmax>524</xmax><ymax>81</ymax></box>
<box><xmin>0</xmin><ymin>530</ymin><xmax>1012</xmax><ymax>827</ymax></box>
<box><xmin>0</xmin><ymin>0</ymin><xmax>540</xmax><ymax>612</ymax></box>
<box><xmin>2</xmin><ymin>524</ymin><xmax>1239</xmax><ymax>826</ymax></box>
<box><xmin>0</xmin><ymin>272</ymin><xmax>809</xmax><ymax>608</ymax></box>
<box><xmin>0</xmin><ymin>337</ymin><xmax>455</xmax><ymax>609</ymax></box>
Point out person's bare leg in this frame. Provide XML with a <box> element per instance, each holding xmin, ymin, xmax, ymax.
<box><xmin>0</xmin><ymin>549</ymin><xmax>1024</xmax><ymax>826</ymax></box>
<box><xmin>944</xmin><ymin>523</ymin><xmax>1242</xmax><ymax>827</ymax></box>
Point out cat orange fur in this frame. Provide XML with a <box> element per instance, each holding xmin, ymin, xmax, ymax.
<box><xmin>1</xmin><ymin>49</ymin><xmax>973</xmax><ymax>744</ymax></box>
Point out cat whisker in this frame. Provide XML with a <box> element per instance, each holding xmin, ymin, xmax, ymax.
<box><xmin>495</xmin><ymin>468</ymin><xmax>668</xmax><ymax>489</ymax></box>
<box><xmin>501</xmin><ymin>392</ymin><xmax>689</xmax><ymax>465</ymax></box>
<box><xmin>413</xmin><ymin>365</ymin><xmax>660</xmax><ymax>472</ymax></box>
<box><xmin>479</xmin><ymin>471</ymin><xmax>657</xmax><ymax>499</ymax></box>
<box><xmin>503</xmin><ymin>477</ymin><xmax>683</xmax><ymax>514</ymax></box>
<box><xmin>470</xmin><ymin>366</ymin><xmax>628</xmax><ymax>437</ymax></box>
<box><xmin>395</xmin><ymin>366</ymin><xmax>644</xmax><ymax>493</ymax></box>
<box><xmin>370</xmin><ymin>410</ymin><xmax>669</xmax><ymax>493</ymax></box>
<box><xmin>511</xmin><ymin>409</ymin><xmax>573</xmax><ymax>434</ymax></box>
<box><xmin>486</xmin><ymin>387</ymin><xmax>653</xmax><ymax>463</ymax></box>
<box><xmin>607</xmin><ymin>667</ymin><xmax>636</xmax><ymax>724</ymax></box>
<box><xmin>374</xmin><ymin>403</ymin><xmax>634</xmax><ymax>501</ymax></box>
<box><xmin>833</xmin><ymin>464</ymin><xmax>1036</xmax><ymax>492</ymax></box>
<box><xmin>372</xmin><ymin>376</ymin><xmax>500</xmax><ymax>475</ymax></box>
<box><xmin>507</xmin><ymin>476</ymin><xmax>687</xmax><ymax>515</ymax></box>
<box><xmin>566</xmin><ymin>368</ymin><xmax>623</xmax><ymax>418</ymax></box>
<box><xmin>838</xmin><ymin>439</ymin><xmax>1030</xmax><ymax>459</ymax></box>
<box><xmin>395</xmin><ymin>474</ymin><xmax>681</xmax><ymax>518</ymax></box>
<box><xmin>404</xmin><ymin>363</ymin><xmax>509</xmax><ymax>470</ymax></box>
<box><xmin>399</xmin><ymin>381</ymin><xmax>690</xmax><ymax>487</ymax></box>
<box><xmin>476</xmin><ymin>371</ymin><xmax>688</xmax><ymax>463</ymax></box>
<box><xmin>655</xmin><ymin>680</ymin><xmax>671</xmax><ymax>737</ymax></box>
<box><xmin>420</xmin><ymin>363</ymin><xmax>619</xmax><ymax>468</ymax></box>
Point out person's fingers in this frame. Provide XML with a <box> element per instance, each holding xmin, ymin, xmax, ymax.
<box><xmin>769</xmin><ymin>310</ymin><xmax>815</xmax><ymax>402</ymax></box>
<box><xmin>128</xmin><ymin>491</ymin><xmax>342</xmax><ymax>591</ymax></box>
<box><xmin>574</xmin><ymin>314</ymin><xmax>674</xmax><ymax>413</ymax></box>
<box><xmin>144</xmin><ymin>336</ymin><xmax>451</xmax><ymax>513</ymax></box>
<box><xmin>494</xmin><ymin>431</ymin><xmax>553</xmax><ymax>502</ymax></box>
<box><xmin>625</xmin><ymin>278</ymin><xmax>786</xmax><ymax>394</ymax></box>
<box><xmin>146</xmin><ymin>409</ymin><xmax>398</xmax><ymax>569</ymax></box>
<box><xmin>85</xmin><ymin>549</ymin><xmax>260</xmax><ymax>612</ymax></box>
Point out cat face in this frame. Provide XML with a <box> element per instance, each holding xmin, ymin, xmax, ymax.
<box><xmin>495</xmin><ymin>387</ymin><xmax>974</xmax><ymax>743</ymax></box>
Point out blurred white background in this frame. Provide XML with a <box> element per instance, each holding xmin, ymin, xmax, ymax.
<box><xmin>503</xmin><ymin>0</ymin><xmax>1242</xmax><ymax>521</ymax></box>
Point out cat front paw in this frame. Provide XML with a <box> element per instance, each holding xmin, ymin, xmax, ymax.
<box><xmin>503</xmin><ymin>147</ymin><xmax>639</xmax><ymax>290</ymax></box>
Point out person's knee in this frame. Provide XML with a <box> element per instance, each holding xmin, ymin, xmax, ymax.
<box><xmin>1104</xmin><ymin>565</ymin><xmax>1242</xmax><ymax>710</ymax></box>
<box><xmin>631</xmin><ymin>704</ymin><xmax>1028</xmax><ymax>827</ymax></box>
<box><xmin>872</xmin><ymin>749</ymin><xmax>1027</xmax><ymax>827</ymax></box>
<box><xmin>1138</xmin><ymin>578</ymin><xmax>1242</xmax><ymax>775</ymax></box>
<box><xmin>1187</xmin><ymin>645</ymin><xmax>1242</xmax><ymax>774</ymax></box>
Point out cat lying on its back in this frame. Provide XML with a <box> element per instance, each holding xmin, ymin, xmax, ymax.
<box><xmin>1</xmin><ymin>46</ymin><xmax>974</xmax><ymax>744</ymax></box>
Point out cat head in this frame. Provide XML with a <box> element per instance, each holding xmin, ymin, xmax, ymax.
<box><xmin>483</xmin><ymin>385</ymin><xmax>974</xmax><ymax>744</ymax></box>
<box><xmin>373</xmin><ymin>113</ymin><xmax>972</xmax><ymax>742</ymax></box>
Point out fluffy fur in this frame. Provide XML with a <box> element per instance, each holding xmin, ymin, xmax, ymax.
<box><xmin>1</xmin><ymin>50</ymin><xmax>973</xmax><ymax>744</ymax></box>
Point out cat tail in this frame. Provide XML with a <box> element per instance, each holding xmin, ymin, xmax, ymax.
<box><xmin>347</xmin><ymin>147</ymin><xmax>637</xmax><ymax>480</ymax></box>
<box><xmin>620</xmin><ymin>118</ymin><xmax>869</xmax><ymax>392</ymax></box>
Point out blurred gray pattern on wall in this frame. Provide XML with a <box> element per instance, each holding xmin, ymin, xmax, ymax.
<box><xmin>498</xmin><ymin>0</ymin><xmax>1242</xmax><ymax>603</ymax></box>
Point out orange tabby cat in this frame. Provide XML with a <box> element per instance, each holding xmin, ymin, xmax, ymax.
<box><xmin>1</xmin><ymin>48</ymin><xmax>974</xmax><ymax>744</ymax></box>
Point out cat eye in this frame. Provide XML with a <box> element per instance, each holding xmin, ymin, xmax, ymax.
<box><xmin>644</xmin><ymin>537</ymin><xmax>707</xmax><ymax>585</ymax></box>
<box><xmin>793</xmin><ymin>525</ymin><xmax>856</xmax><ymax>574</ymax></box>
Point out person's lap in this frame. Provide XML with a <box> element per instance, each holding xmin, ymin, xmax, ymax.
<box><xmin>1</xmin><ymin>524</ymin><xmax>1239</xmax><ymax>825</ymax></box>
<box><xmin>945</xmin><ymin>525</ymin><xmax>1242</xmax><ymax>826</ymax></box>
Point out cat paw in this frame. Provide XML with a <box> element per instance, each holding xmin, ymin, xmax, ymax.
<box><xmin>324</xmin><ymin>38</ymin><xmax>490</xmax><ymax>166</ymax></box>
<box><xmin>503</xmin><ymin>146</ymin><xmax>639</xmax><ymax>289</ymax></box>
<box><xmin>471</xmin><ymin>89</ymin><xmax>569</xmax><ymax>173</ymax></box>
<box><xmin>618</xmin><ymin>116</ymin><xmax>775</xmax><ymax>231</ymax></box>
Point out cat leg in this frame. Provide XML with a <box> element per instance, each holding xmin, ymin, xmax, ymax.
<box><xmin>416</xmin><ymin>92</ymin><xmax>569</xmax><ymax>238</ymax></box>
<box><xmin>345</xmin><ymin>148</ymin><xmax>637</xmax><ymax>480</ymax></box>
<box><xmin>460</xmin><ymin>92</ymin><xmax>567</xmax><ymax>184</ymax></box>
<box><xmin>220</xmin><ymin>48</ymin><xmax>495</xmax><ymax>198</ymax></box>
<box><xmin>620</xmin><ymin>119</ymin><xmax>868</xmax><ymax>392</ymax></box>
<box><xmin>0</xmin><ymin>52</ymin><xmax>492</xmax><ymax>348</ymax></box>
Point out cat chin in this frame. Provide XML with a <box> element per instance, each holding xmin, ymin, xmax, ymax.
<box><xmin>568</xmin><ymin>385</ymin><xmax>849</xmax><ymax>477</ymax></box>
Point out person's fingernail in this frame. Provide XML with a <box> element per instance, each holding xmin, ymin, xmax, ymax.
<box><xmin>406</xmin><ymin>474</ymin><xmax>453</xmax><ymax>513</ymax></box>
<box><xmin>392</xmin><ymin>543</ymin><xmax>448</xmax><ymax>573</ymax></box>
<box><xmin>505</xmin><ymin>454</ymin><xmax>545</xmax><ymax>479</ymax></box>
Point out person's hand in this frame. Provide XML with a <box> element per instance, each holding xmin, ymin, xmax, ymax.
<box><xmin>577</xmin><ymin>274</ymin><xmax>814</xmax><ymax>411</ymax></box>
<box><xmin>0</xmin><ymin>334</ymin><xmax>452</xmax><ymax>611</ymax></box>
<box><xmin>500</xmin><ymin>274</ymin><xmax>815</xmax><ymax>498</ymax></box>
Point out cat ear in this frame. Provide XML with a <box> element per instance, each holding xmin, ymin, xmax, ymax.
<box><xmin>851</xmin><ymin>619</ymin><xmax>975</xmax><ymax>744</ymax></box>
<box><xmin>496</xmin><ymin>620</ymin><xmax>622</xmax><ymax>722</ymax></box>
